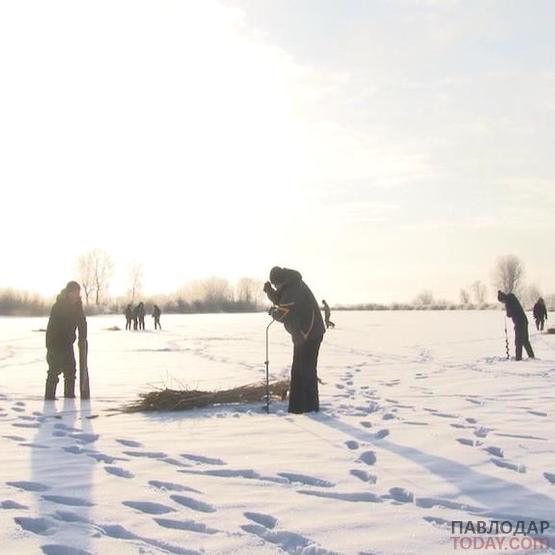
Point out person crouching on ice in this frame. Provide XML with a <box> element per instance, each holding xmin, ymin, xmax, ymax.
<box><xmin>44</xmin><ymin>281</ymin><xmax>87</xmax><ymax>400</ymax></box>
<box><xmin>263</xmin><ymin>267</ymin><xmax>325</xmax><ymax>414</ymax></box>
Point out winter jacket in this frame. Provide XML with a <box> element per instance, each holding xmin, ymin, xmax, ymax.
<box><xmin>533</xmin><ymin>300</ymin><xmax>548</xmax><ymax>321</ymax></box>
<box><xmin>504</xmin><ymin>293</ymin><xmax>528</xmax><ymax>326</ymax></box>
<box><xmin>46</xmin><ymin>294</ymin><xmax>87</xmax><ymax>350</ymax></box>
<box><xmin>266</xmin><ymin>269</ymin><xmax>325</xmax><ymax>345</ymax></box>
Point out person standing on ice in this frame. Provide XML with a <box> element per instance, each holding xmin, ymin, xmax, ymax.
<box><xmin>263</xmin><ymin>267</ymin><xmax>325</xmax><ymax>414</ymax></box>
<box><xmin>44</xmin><ymin>281</ymin><xmax>87</xmax><ymax>400</ymax></box>
<box><xmin>137</xmin><ymin>302</ymin><xmax>146</xmax><ymax>330</ymax></box>
<box><xmin>321</xmin><ymin>299</ymin><xmax>335</xmax><ymax>328</ymax></box>
<box><xmin>498</xmin><ymin>290</ymin><xmax>535</xmax><ymax>361</ymax></box>
<box><xmin>532</xmin><ymin>298</ymin><xmax>548</xmax><ymax>331</ymax></box>
<box><xmin>152</xmin><ymin>304</ymin><xmax>162</xmax><ymax>330</ymax></box>
<box><xmin>124</xmin><ymin>303</ymin><xmax>133</xmax><ymax>330</ymax></box>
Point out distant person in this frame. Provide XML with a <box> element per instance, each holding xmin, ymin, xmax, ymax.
<box><xmin>321</xmin><ymin>299</ymin><xmax>335</xmax><ymax>329</ymax></box>
<box><xmin>152</xmin><ymin>304</ymin><xmax>162</xmax><ymax>330</ymax></box>
<box><xmin>44</xmin><ymin>281</ymin><xmax>87</xmax><ymax>400</ymax></box>
<box><xmin>264</xmin><ymin>267</ymin><xmax>325</xmax><ymax>414</ymax></box>
<box><xmin>533</xmin><ymin>298</ymin><xmax>548</xmax><ymax>331</ymax></box>
<box><xmin>132</xmin><ymin>304</ymin><xmax>140</xmax><ymax>330</ymax></box>
<box><xmin>137</xmin><ymin>302</ymin><xmax>146</xmax><ymax>330</ymax></box>
<box><xmin>498</xmin><ymin>290</ymin><xmax>535</xmax><ymax>361</ymax></box>
<box><xmin>124</xmin><ymin>304</ymin><xmax>133</xmax><ymax>330</ymax></box>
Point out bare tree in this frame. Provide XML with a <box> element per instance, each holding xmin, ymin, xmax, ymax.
<box><xmin>77</xmin><ymin>249</ymin><xmax>114</xmax><ymax>305</ymax></box>
<box><xmin>493</xmin><ymin>255</ymin><xmax>525</xmax><ymax>295</ymax></box>
<box><xmin>523</xmin><ymin>283</ymin><xmax>542</xmax><ymax>309</ymax></box>
<box><xmin>459</xmin><ymin>288</ymin><xmax>470</xmax><ymax>305</ymax></box>
<box><xmin>414</xmin><ymin>290</ymin><xmax>434</xmax><ymax>306</ymax></box>
<box><xmin>471</xmin><ymin>280</ymin><xmax>487</xmax><ymax>305</ymax></box>
<box><xmin>77</xmin><ymin>252</ymin><xmax>96</xmax><ymax>305</ymax></box>
<box><xmin>128</xmin><ymin>262</ymin><xmax>144</xmax><ymax>302</ymax></box>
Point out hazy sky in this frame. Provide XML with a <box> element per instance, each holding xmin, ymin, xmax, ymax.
<box><xmin>1</xmin><ymin>0</ymin><xmax>554</xmax><ymax>304</ymax></box>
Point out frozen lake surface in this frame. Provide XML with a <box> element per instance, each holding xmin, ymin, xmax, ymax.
<box><xmin>0</xmin><ymin>311</ymin><xmax>554</xmax><ymax>554</ymax></box>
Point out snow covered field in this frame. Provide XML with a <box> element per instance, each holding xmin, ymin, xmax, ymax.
<box><xmin>0</xmin><ymin>311</ymin><xmax>554</xmax><ymax>555</ymax></box>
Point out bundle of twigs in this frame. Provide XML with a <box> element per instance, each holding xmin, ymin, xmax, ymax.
<box><xmin>123</xmin><ymin>379</ymin><xmax>289</xmax><ymax>413</ymax></box>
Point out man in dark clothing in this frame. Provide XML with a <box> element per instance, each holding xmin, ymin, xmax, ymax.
<box><xmin>137</xmin><ymin>302</ymin><xmax>146</xmax><ymax>330</ymax></box>
<box><xmin>132</xmin><ymin>304</ymin><xmax>140</xmax><ymax>330</ymax></box>
<box><xmin>124</xmin><ymin>304</ymin><xmax>133</xmax><ymax>330</ymax></box>
<box><xmin>322</xmin><ymin>299</ymin><xmax>335</xmax><ymax>329</ymax></box>
<box><xmin>45</xmin><ymin>281</ymin><xmax>87</xmax><ymax>400</ymax></box>
<box><xmin>264</xmin><ymin>267</ymin><xmax>325</xmax><ymax>414</ymax></box>
<box><xmin>152</xmin><ymin>304</ymin><xmax>162</xmax><ymax>330</ymax></box>
<box><xmin>498</xmin><ymin>290</ymin><xmax>535</xmax><ymax>361</ymax></box>
<box><xmin>533</xmin><ymin>298</ymin><xmax>548</xmax><ymax>331</ymax></box>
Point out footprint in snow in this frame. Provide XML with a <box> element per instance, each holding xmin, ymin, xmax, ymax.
<box><xmin>278</xmin><ymin>473</ymin><xmax>334</xmax><ymax>488</ymax></box>
<box><xmin>154</xmin><ymin>518</ymin><xmax>219</xmax><ymax>535</ymax></box>
<box><xmin>490</xmin><ymin>459</ymin><xmax>526</xmax><ymax>473</ymax></box>
<box><xmin>484</xmin><ymin>446</ymin><xmax>504</xmax><ymax>458</ymax></box>
<box><xmin>345</xmin><ymin>440</ymin><xmax>359</xmax><ymax>450</ymax></box>
<box><xmin>180</xmin><ymin>453</ymin><xmax>226</xmax><ymax>465</ymax></box>
<box><xmin>116</xmin><ymin>439</ymin><xmax>143</xmax><ymax>448</ymax></box>
<box><xmin>241</xmin><ymin>519</ymin><xmax>331</xmax><ymax>554</ymax></box>
<box><xmin>384</xmin><ymin>487</ymin><xmax>414</xmax><ymax>503</ymax></box>
<box><xmin>528</xmin><ymin>410</ymin><xmax>548</xmax><ymax>417</ymax></box>
<box><xmin>7</xmin><ymin>481</ymin><xmax>50</xmax><ymax>492</ymax></box>
<box><xmin>123</xmin><ymin>451</ymin><xmax>167</xmax><ymax>459</ymax></box>
<box><xmin>456</xmin><ymin>438</ymin><xmax>476</xmax><ymax>447</ymax></box>
<box><xmin>104</xmin><ymin>466</ymin><xmax>134</xmax><ymax>479</ymax></box>
<box><xmin>350</xmin><ymin>469</ymin><xmax>377</xmax><ymax>484</ymax></box>
<box><xmin>1</xmin><ymin>500</ymin><xmax>29</xmax><ymax>510</ymax></box>
<box><xmin>14</xmin><ymin>517</ymin><xmax>57</xmax><ymax>536</ymax></box>
<box><xmin>374</xmin><ymin>429</ymin><xmax>390</xmax><ymax>440</ymax></box>
<box><xmin>42</xmin><ymin>495</ymin><xmax>94</xmax><ymax>507</ymax></box>
<box><xmin>41</xmin><ymin>545</ymin><xmax>92</xmax><ymax>555</ymax></box>
<box><xmin>12</xmin><ymin>422</ymin><xmax>40</xmax><ymax>429</ymax></box>
<box><xmin>544</xmin><ymin>472</ymin><xmax>555</xmax><ymax>484</ymax></box>
<box><xmin>170</xmin><ymin>495</ymin><xmax>217</xmax><ymax>513</ymax></box>
<box><xmin>149</xmin><ymin>480</ymin><xmax>201</xmax><ymax>494</ymax></box>
<box><xmin>357</xmin><ymin>451</ymin><xmax>376</xmax><ymax>466</ymax></box>
<box><xmin>360</xmin><ymin>421</ymin><xmax>372</xmax><ymax>428</ymax></box>
<box><xmin>244</xmin><ymin>512</ymin><xmax>278</xmax><ymax>529</ymax></box>
<box><xmin>122</xmin><ymin>500</ymin><xmax>175</xmax><ymax>515</ymax></box>
<box><xmin>3</xmin><ymin>435</ymin><xmax>26</xmax><ymax>441</ymax></box>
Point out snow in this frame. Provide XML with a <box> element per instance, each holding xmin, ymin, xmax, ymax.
<box><xmin>0</xmin><ymin>311</ymin><xmax>554</xmax><ymax>554</ymax></box>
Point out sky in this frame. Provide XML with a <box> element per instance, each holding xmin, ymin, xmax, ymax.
<box><xmin>1</xmin><ymin>0</ymin><xmax>554</xmax><ymax>304</ymax></box>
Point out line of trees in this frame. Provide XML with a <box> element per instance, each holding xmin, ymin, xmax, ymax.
<box><xmin>0</xmin><ymin>251</ymin><xmax>551</xmax><ymax>316</ymax></box>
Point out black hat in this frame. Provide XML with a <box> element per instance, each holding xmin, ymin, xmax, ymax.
<box><xmin>497</xmin><ymin>290</ymin><xmax>506</xmax><ymax>302</ymax></box>
<box><xmin>65</xmin><ymin>281</ymin><xmax>81</xmax><ymax>293</ymax></box>
<box><xmin>269</xmin><ymin>266</ymin><xmax>286</xmax><ymax>285</ymax></box>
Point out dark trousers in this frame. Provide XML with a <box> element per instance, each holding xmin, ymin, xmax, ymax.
<box><xmin>45</xmin><ymin>348</ymin><xmax>76</xmax><ymax>398</ymax></box>
<box><xmin>514</xmin><ymin>324</ymin><xmax>535</xmax><ymax>360</ymax></box>
<box><xmin>154</xmin><ymin>317</ymin><xmax>161</xmax><ymax>330</ymax></box>
<box><xmin>139</xmin><ymin>317</ymin><xmax>145</xmax><ymax>330</ymax></box>
<box><xmin>289</xmin><ymin>337</ymin><xmax>322</xmax><ymax>414</ymax></box>
<box><xmin>125</xmin><ymin>317</ymin><xmax>132</xmax><ymax>330</ymax></box>
<box><xmin>535</xmin><ymin>318</ymin><xmax>545</xmax><ymax>331</ymax></box>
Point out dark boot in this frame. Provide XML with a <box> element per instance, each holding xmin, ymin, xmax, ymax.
<box><xmin>44</xmin><ymin>376</ymin><xmax>58</xmax><ymax>400</ymax></box>
<box><xmin>64</xmin><ymin>378</ymin><xmax>76</xmax><ymax>398</ymax></box>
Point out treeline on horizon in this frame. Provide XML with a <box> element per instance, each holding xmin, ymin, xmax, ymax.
<box><xmin>1</xmin><ymin>287</ymin><xmax>553</xmax><ymax>317</ymax></box>
<box><xmin>1</xmin><ymin>253</ymin><xmax>552</xmax><ymax>317</ymax></box>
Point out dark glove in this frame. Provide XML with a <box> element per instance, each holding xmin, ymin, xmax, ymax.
<box><xmin>263</xmin><ymin>281</ymin><xmax>273</xmax><ymax>294</ymax></box>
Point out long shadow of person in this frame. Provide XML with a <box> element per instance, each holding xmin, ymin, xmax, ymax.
<box><xmin>30</xmin><ymin>398</ymin><xmax>95</xmax><ymax>554</ymax></box>
<box><xmin>307</xmin><ymin>414</ymin><xmax>555</xmax><ymax>531</ymax></box>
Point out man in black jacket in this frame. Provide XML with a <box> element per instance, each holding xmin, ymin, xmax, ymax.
<box><xmin>45</xmin><ymin>281</ymin><xmax>87</xmax><ymax>400</ymax></box>
<box><xmin>533</xmin><ymin>298</ymin><xmax>548</xmax><ymax>331</ymax></box>
<box><xmin>264</xmin><ymin>267</ymin><xmax>325</xmax><ymax>413</ymax></box>
<box><xmin>498</xmin><ymin>290</ymin><xmax>535</xmax><ymax>361</ymax></box>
